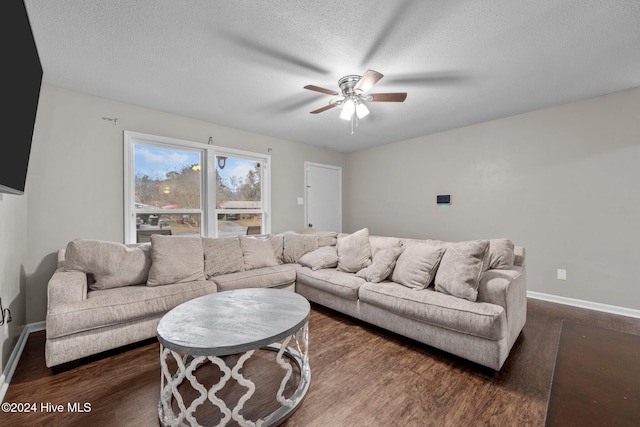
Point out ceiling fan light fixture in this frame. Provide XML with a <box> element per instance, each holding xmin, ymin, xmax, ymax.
<box><xmin>304</xmin><ymin>70</ymin><xmax>407</xmax><ymax>132</ymax></box>
<box><xmin>356</xmin><ymin>101</ymin><xmax>369</xmax><ymax>119</ymax></box>
<box><xmin>340</xmin><ymin>98</ymin><xmax>355</xmax><ymax>120</ymax></box>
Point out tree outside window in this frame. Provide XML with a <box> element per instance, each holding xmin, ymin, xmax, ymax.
<box><xmin>124</xmin><ymin>131</ymin><xmax>270</xmax><ymax>243</ymax></box>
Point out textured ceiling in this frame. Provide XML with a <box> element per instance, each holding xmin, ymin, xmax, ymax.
<box><xmin>24</xmin><ymin>0</ymin><xmax>640</xmax><ymax>153</ymax></box>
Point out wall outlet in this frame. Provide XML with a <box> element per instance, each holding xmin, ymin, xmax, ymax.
<box><xmin>557</xmin><ymin>269</ymin><xmax>567</xmax><ymax>280</ymax></box>
<box><xmin>297</xmin><ymin>197</ymin><xmax>304</xmax><ymax>205</ymax></box>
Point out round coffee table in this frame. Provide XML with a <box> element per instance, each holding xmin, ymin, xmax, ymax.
<box><xmin>156</xmin><ymin>288</ymin><xmax>311</xmax><ymax>427</ymax></box>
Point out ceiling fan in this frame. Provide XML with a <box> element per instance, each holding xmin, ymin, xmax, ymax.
<box><xmin>304</xmin><ymin>70</ymin><xmax>407</xmax><ymax>130</ymax></box>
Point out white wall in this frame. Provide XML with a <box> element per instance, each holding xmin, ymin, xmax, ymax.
<box><xmin>344</xmin><ymin>87</ymin><xmax>640</xmax><ymax>310</ymax></box>
<box><xmin>24</xmin><ymin>85</ymin><xmax>345</xmax><ymax>323</ymax></box>
<box><xmin>0</xmin><ymin>193</ymin><xmax>28</xmax><ymax>371</ymax></box>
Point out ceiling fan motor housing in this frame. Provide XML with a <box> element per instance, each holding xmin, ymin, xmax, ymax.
<box><xmin>338</xmin><ymin>75</ymin><xmax>362</xmax><ymax>95</ymax></box>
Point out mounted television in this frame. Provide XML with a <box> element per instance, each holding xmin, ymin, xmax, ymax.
<box><xmin>1</xmin><ymin>0</ymin><xmax>43</xmax><ymax>195</ymax></box>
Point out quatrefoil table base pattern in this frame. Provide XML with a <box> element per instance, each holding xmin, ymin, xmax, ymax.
<box><xmin>158</xmin><ymin>322</ymin><xmax>310</xmax><ymax>427</ymax></box>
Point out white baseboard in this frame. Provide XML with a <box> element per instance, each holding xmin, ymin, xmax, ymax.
<box><xmin>0</xmin><ymin>321</ymin><xmax>46</xmax><ymax>403</ymax></box>
<box><xmin>528</xmin><ymin>291</ymin><xmax>640</xmax><ymax>319</ymax></box>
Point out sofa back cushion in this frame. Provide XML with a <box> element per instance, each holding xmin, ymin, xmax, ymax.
<box><xmin>64</xmin><ymin>239</ymin><xmax>152</xmax><ymax>290</ymax></box>
<box><xmin>369</xmin><ymin>235</ymin><xmax>403</xmax><ymax>256</ymax></box>
<box><xmin>203</xmin><ymin>237</ymin><xmax>246</xmax><ymax>278</ymax></box>
<box><xmin>336</xmin><ymin>228</ymin><xmax>372</xmax><ymax>273</ymax></box>
<box><xmin>434</xmin><ymin>240</ymin><xmax>489</xmax><ymax>301</ymax></box>
<box><xmin>147</xmin><ymin>235</ymin><xmax>205</xmax><ymax>286</ymax></box>
<box><xmin>268</xmin><ymin>234</ymin><xmax>285</xmax><ymax>264</ymax></box>
<box><xmin>487</xmin><ymin>239</ymin><xmax>515</xmax><ymax>270</ymax></box>
<box><xmin>239</xmin><ymin>235</ymin><xmax>280</xmax><ymax>270</ymax></box>
<box><xmin>316</xmin><ymin>231</ymin><xmax>338</xmax><ymax>247</ymax></box>
<box><xmin>283</xmin><ymin>233</ymin><xmax>319</xmax><ymax>263</ymax></box>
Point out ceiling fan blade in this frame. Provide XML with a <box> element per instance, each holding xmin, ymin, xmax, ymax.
<box><xmin>310</xmin><ymin>103</ymin><xmax>338</xmax><ymax>114</ymax></box>
<box><xmin>304</xmin><ymin>85</ymin><xmax>338</xmax><ymax>96</ymax></box>
<box><xmin>354</xmin><ymin>70</ymin><xmax>384</xmax><ymax>93</ymax></box>
<box><xmin>369</xmin><ymin>92</ymin><xmax>407</xmax><ymax>102</ymax></box>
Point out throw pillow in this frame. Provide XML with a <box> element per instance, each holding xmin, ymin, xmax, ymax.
<box><xmin>336</xmin><ymin>228</ymin><xmax>372</xmax><ymax>273</ymax></box>
<box><xmin>298</xmin><ymin>246</ymin><xmax>339</xmax><ymax>270</ymax></box>
<box><xmin>356</xmin><ymin>246</ymin><xmax>405</xmax><ymax>283</ymax></box>
<box><xmin>283</xmin><ymin>233</ymin><xmax>319</xmax><ymax>263</ymax></box>
<box><xmin>203</xmin><ymin>237</ymin><xmax>245</xmax><ymax>278</ymax></box>
<box><xmin>147</xmin><ymin>235</ymin><xmax>205</xmax><ymax>286</ymax></box>
<box><xmin>64</xmin><ymin>239</ymin><xmax>152</xmax><ymax>290</ymax></box>
<box><xmin>239</xmin><ymin>235</ymin><xmax>279</xmax><ymax>270</ymax></box>
<box><xmin>391</xmin><ymin>243</ymin><xmax>445</xmax><ymax>289</ymax></box>
<box><xmin>487</xmin><ymin>239</ymin><xmax>515</xmax><ymax>270</ymax></box>
<box><xmin>434</xmin><ymin>240</ymin><xmax>490</xmax><ymax>301</ymax></box>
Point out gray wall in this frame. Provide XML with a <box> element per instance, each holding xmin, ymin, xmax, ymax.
<box><xmin>344</xmin><ymin>87</ymin><xmax>640</xmax><ymax>310</ymax></box>
<box><xmin>0</xmin><ymin>194</ymin><xmax>28</xmax><ymax>371</ymax></box>
<box><xmin>24</xmin><ymin>85</ymin><xmax>345</xmax><ymax>324</ymax></box>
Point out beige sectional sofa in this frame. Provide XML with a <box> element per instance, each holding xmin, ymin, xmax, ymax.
<box><xmin>296</xmin><ymin>231</ymin><xmax>526</xmax><ymax>370</ymax></box>
<box><xmin>45</xmin><ymin>233</ymin><xmax>306</xmax><ymax>367</ymax></box>
<box><xmin>46</xmin><ymin>229</ymin><xmax>526</xmax><ymax>371</ymax></box>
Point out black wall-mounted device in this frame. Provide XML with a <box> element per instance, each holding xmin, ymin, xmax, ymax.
<box><xmin>437</xmin><ymin>194</ymin><xmax>451</xmax><ymax>205</ymax></box>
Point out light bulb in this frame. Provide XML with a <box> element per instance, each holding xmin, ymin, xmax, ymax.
<box><xmin>356</xmin><ymin>101</ymin><xmax>370</xmax><ymax>119</ymax></box>
<box><xmin>340</xmin><ymin>99</ymin><xmax>355</xmax><ymax>120</ymax></box>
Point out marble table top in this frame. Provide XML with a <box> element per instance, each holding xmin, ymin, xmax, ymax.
<box><xmin>157</xmin><ymin>288</ymin><xmax>311</xmax><ymax>356</ymax></box>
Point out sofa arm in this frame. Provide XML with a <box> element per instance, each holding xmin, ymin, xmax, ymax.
<box><xmin>47</xmin><ymin>269</ymin><xmax>88</xmax><ymax>309</ymax></box>
<box><xmin>477</xmin><ymin>267</ymin><xmax>526</xmax><ymax>308</ymax></box>
<box><xmin>477</xmin><ymin>266</ymin><xmax>527</xmax><ymax>346</ymax></box>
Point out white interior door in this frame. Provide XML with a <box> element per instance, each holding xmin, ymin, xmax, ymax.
<box><xmin>305</xmin><ymin>162</ymin><xmax>342</xmax><ymax>232</ymax></box>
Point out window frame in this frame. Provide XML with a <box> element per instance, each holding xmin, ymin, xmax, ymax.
<box><xmin>123</xmin><ymin>131</ymin><xmax>270</xmax><ymax>243</ymax></box>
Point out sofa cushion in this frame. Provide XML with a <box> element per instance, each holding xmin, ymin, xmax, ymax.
<box><xmin>212</xmin><ymin>264</ymin><xmax>297</xmax><ymax>292</ymax></box>
<box><xmin>64</xmin><ymin>239</ymin><xmax>152</xmax><ymax>290</ymax></box>
<box><xmin>268</xmin><ymin>234</ymin><xmax>285</xmax><ymax>264</ymax></box>
<box><xmin>487</xmin><ymin>239</ymin><xmax>515</xmax><ymax>270</ymax></box>
<box><xmin>369</xmin><ymin>235</ymin><xmax>403</xmax><ymax>256</ymax></box>
<box><xmin>283</xmin><ymin>233</ymin><xmax>319</xmax><ymax>263</ymax></box>
<box><xmin>203</xmin><ymin>237</ymin><xmax>245</xmax><ymax>278</ymax></box>
<box><xmin>337</xmin><ymin>228</ymin><xmax>372</xmax><ymax>273</ymax></box>
<box><xmin>435</xmin><ymin>240</ymin><xmax>490</xmax><ymax>301</ymax></box>
<box><xmin>298</xmin><ymin>245</ymin><xmax>339</xmax><ymax>271</ymax></box>
<box><xmin>316</xmin><ymin>231</ymin><xmax>338</xmax><ymax>247</ymax></box>
<box><xmin>296</xmin><ymin>267</ymin><xmax>367</xmax><ymax>301</ymax></box>
<box><xmin>46</xmin><ymin>280</ymin><xmax>218</xmax><ymax>339</ymax></box>
<box><xmin>239</xmin><ymin>235</ymin><xmax>279</xmax><ymax>270</ymax></box>
<box><xmin>300</xmin><ymin>229</ymin><xmax>338</xmax><ymax>247</ymax></box>
<box><xmin>356</xmin><ymin>246</ymin><xmax>405</xmax><ymax>283</ymax></box>
<box><xmin>147</xmin><ymin>235</ymin><xmax>205</xmax><ymax>286</ymax></box>
<box><xmin>391</xmin><ymin>243</ymin><xmax>445</xmax><ymax>290</ymax></box>
<box><xmin>358</xmin><ymin>281</ymin><xmax>506</xmax><ymax>341</ymax></box>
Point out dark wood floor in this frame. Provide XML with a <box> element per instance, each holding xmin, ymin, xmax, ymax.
<box><xmin>3</xmin><ymin>298</ymin><xmax>639</xmax><ymax>427</ymax></box>
<box><xmin>545</xmin><ymin>320</ymin><xmax>640</xmax><ymax>427</ymax></box>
